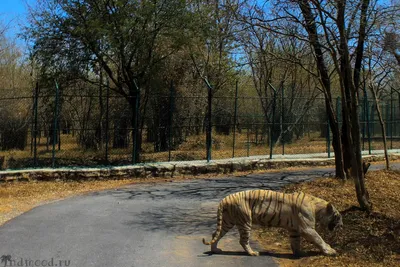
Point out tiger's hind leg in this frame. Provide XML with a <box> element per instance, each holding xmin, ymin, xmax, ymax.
<box><xmin>211</xmin><ymin>221</ymin><xmax>234</xmax><ymax>254</ymax></box>
<box><xmin>289</xmin><ymin>230</ymin><xmax>305</xmax><ymax>257</ymax></box>
<box><xmin>237</xmin><ymin>223</ymin><xmax>259</xmax><ymax>256</ymax></box>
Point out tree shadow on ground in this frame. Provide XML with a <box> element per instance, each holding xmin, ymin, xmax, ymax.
<box><xmin>107</xmin><ymin>171</ymin><xmax>321</xmax><ymax>202</ymax></box>
<box><xmin>124</xmin><ymin>203</ymin><xmax>217</xmax><ymax>235</ymax></box>
<box><xmin>108</xmin><ymin>171</ymin><xmax>334</xmax><ymax>235</ymax></box>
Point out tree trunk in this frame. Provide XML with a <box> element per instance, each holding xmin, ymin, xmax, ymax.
<box><xmin>298</xmin><ymin>0</ymin><xmax>346</xmax><ymax>179</ymax></box>
<box><xmin>370</xmin><ymin>86</ymin><xmax>390</xmax><ymax>169</ymax></box>
<box><xmin>336</xmin><ymin>0</ymin><xmax>372</xmax><ymax>212</ymax></box>
<box><xmin>350</xmin><ymin>88</ymin><xmax>371</xmax><ymax>211</ymax></box>
<box><xmin>326</xmin><ymin>99</ymin><xmax>346</xmax><ymax>179</ymax></box>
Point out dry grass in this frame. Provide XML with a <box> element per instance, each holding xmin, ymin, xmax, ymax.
<box><xmin>255</xmin><ymin>170</ymin><xmax>400</xmax><ymax>267</ymax></box>
<box><xmin>3</xmin><ymin>132</ymin><xmax>398</xmax><ymax>168</ymax></box>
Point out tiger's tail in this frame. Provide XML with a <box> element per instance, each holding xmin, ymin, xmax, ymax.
<box><xmin>203</xmin><ymin>201</ymin><xmax>224</xmax><ymax>245</ymax></box>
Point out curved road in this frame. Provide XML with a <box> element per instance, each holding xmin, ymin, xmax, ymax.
<box><xmin>0</xmin><ymin>165</ymin><xmax>391</xmax><ymax>267</ymax></box>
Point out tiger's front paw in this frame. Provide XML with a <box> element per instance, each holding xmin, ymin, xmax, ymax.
<box><xmin>323</xmin><ymin>247</ymin><xmax>337</xmax><ymax>256</ymax></box>
<box><xmin>211</xmin><ymin>248</ymin><xmax>223</xmax><ymax>254</ymax></box>
<box><xmin>248</xmin><ymin>251</ymin><xmax>259</xmax><ymax>256</ymax></box>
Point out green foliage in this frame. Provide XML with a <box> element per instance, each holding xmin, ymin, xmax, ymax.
<box><xmin>0</xmin><ymin>26</ymin><xmax>31</xmax><ymax>151</ymax></box>
<box><xmin>26</xmin><ymin>0</ymin><xmax>189</xmax><ymax>93</ymax></box>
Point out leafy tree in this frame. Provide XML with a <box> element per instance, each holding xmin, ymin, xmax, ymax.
<box><xmin>0</xmin><ymin>24</ymin><xmax>31</xmax><ymax>151</ymax></box>
<box><xmin>25</xmin><ymin>0</ymin><xmax>190</xmax><ymax>162</ymax></box>
<box><xmin>188</xmin><ymin>0</ymin><xmax>239</xmax><ymax>159</ymax></box>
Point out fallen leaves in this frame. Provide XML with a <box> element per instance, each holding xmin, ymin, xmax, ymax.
<box><xmin>256</xmin><ymin>169</ymin><xmax>400</xmax><ymax>267</ymax></box>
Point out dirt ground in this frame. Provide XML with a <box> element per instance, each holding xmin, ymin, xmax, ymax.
<box><xmin>255</xmin><ymin>169</ymin><xmax>400</xmax><ymax>267</ymax></box>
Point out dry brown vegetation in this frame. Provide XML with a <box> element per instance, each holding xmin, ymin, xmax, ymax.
<box><xmin>1</xmin><ymin>132</ymin><xmax>397</xmax><ymax>169</ymax></box>
<box><xmin>255</xmin><ymin>170</ymin><xmax>400</xmax><ymax>267</ymax></box>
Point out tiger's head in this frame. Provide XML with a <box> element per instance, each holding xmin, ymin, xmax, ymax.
<box><xmin>325</xmin><ymin>203</ymin><xmax>343</xmax><ymax>231</ymax></box>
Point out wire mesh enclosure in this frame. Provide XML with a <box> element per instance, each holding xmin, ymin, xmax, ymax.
<box><xmin>0</xmin><ymin>84</ymin><xmax>399</xmax><ymax>170</ymax></box>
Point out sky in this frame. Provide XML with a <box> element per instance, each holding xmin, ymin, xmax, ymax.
<box><xmin>0</xmin><ymin>0</ymin><xmax>36</xmax><ymax>46</ymax></box>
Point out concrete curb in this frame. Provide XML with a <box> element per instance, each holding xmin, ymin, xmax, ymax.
<box><xmin>0</xmin><ymin>153</ymin><xmax>398</xmax><ymax>182</ymax></box>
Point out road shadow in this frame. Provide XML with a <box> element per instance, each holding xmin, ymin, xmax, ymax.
<box><xmin>124</xmin><ymin>202</ymin><xmax>218</xmax><ymax>235</ymax></box>
<box><xmin>109</xmin><ymin>171</ymin><xmax>335</xmax><ymax>236</ymax></box>
<box><xmin>107</xmin><ymin>171</ymin><xmax>322</xmax><ymax>203</ymax></box>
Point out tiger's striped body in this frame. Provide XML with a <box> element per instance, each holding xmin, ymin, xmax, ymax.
<box><xmin>203</xmin><ymin>189</ymin><xmax>342</xmax><ymax>256</ymax></box>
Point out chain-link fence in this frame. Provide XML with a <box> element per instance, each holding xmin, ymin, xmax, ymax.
<box><xmin>0</xmin><ymin>84</ymin><xmax>399</xmax><ymax>170</ymax></box>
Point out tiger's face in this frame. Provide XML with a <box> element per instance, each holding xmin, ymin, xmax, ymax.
<box><xmin>326</xmin><ymin>203</ymin><xmax>343</xmax><ymax>231</ymax></box>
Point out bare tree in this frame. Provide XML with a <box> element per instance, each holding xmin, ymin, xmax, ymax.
<box><xmin>236</xmin><ymin>0</ymin><xmax>384</xmax><ymax>211</ymax></box>
<box><xmin>365</xmin><ymin>21</ymin><xmax>398</xmax><ymax>170</ymax></box>
<box><xmin>236</xmin><ymin>6</ymin><xmax>321</xmax><ymax>149</ymax></box>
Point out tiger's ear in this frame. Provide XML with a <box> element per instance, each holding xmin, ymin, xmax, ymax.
<box><xmin>327</xmin><ymin>203</ymin><xmax>334</xmax><ymax>214</ymax></box>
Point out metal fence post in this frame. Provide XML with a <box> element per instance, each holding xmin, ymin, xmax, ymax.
<box><xmin>364</xmin><ymin>86</ymin><xmax>372</xmax><ymax>154</ymax></box>
<box><xmin>332</xmin><ymin>97</ymin><xmax>341</xmax><ymax>157</ymax></box>
<box><xmin>269</xmin><ymin>83</ymin><xmax>277</xmax><ymax>159</ymax></box>
<box><xmin>30</xmin><ymin>89</ymin><xmax>34</xmax><ymax>155</ymax></box>
<box><xmin>362</xmin><ymin>92</ymin><xmax>366</xmax><ymax>150</ymax></box>
<box><xmin>385</xmin><ymin>101</ymin><xmax>390</xmax><ymax>148</ymax></box>
<box><xmin>52</xmin><ymin>81</ymin><xmax>60</xmax><ymax>168</ymax></box>
<box><xmin>395</xmin><ymin>90</ymin><xmax>398</xmax><ymax>139</ymax></box>
<box><xmin>327</xmin><ymin>112</ymin><xmax>331</xmax><ymax>158</ymax></box>
<box><xmin>336</xmin><ymin>97</ymin><xmax>341</xmax><ymax>128</ymax></box>
<box><xmin>368</xmin><ymin>102</ymin><xmax>372</xmax><ymax>154</ymax></box>
<box><xmin>281</xmin><ymin>85</ymin><xmax>285</xmax><ymax>155</ymax></box>
<box><xmin>33</xmin><ymin>82</ymin><xmax>39</xmax><ymax>167</ymax></box>
<box><xmin>371</xmin><ymin>102</ymin><xmax>376</xmax><ymax>138</ymax></box>
<box><xmin>168</xmin><ymin>81</ymin><xmax>175</xmax><ymax>162</ymax></box>
<box><xmin>105</xmin><ymin>78</ymin><xmax>110</xmax><ymax>164</ymax></box>
<box><xmin>398</xmin><ymin>92</ymin><xmax>400</xmax><ymax>138</ymax></box>
<box><xmin>205</xmin><ymin>80</ymin><xmax>213</xmax><ymax>162</ymax></box>
<box><xmin>247</xmin><ymin>127</ymin><xmax>250</xmax><ymax>157</ymax></box>
<box><xmin>232</xmin><ymin>81</ymin><xmax>238</xmax><ymax>158</ymax></box>
<box><xmin>383</xmin><ymin>102</ymin><xmax>386</xmax><ymax>133</ymax></box>
<box><xmin>132</xmin><ymin>80</ymin><xmax>140</xmax><ymax>164</ymax></box>
<box><xmin>390</xmin><ymin>88</ymin><xmax>394</xmax><ymax>149</ymax></box>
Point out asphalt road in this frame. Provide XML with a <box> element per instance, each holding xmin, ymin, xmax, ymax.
<box><xmin>0</xmin><ymin>164</ymin><xmax>393</xmax><ymax>267</ymax></box>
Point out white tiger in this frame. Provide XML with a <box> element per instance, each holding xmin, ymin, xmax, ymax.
<box><xmin>203</xmin><ymin>190</ymin><xmax>343</xmax><ymax>256</ymax></box>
